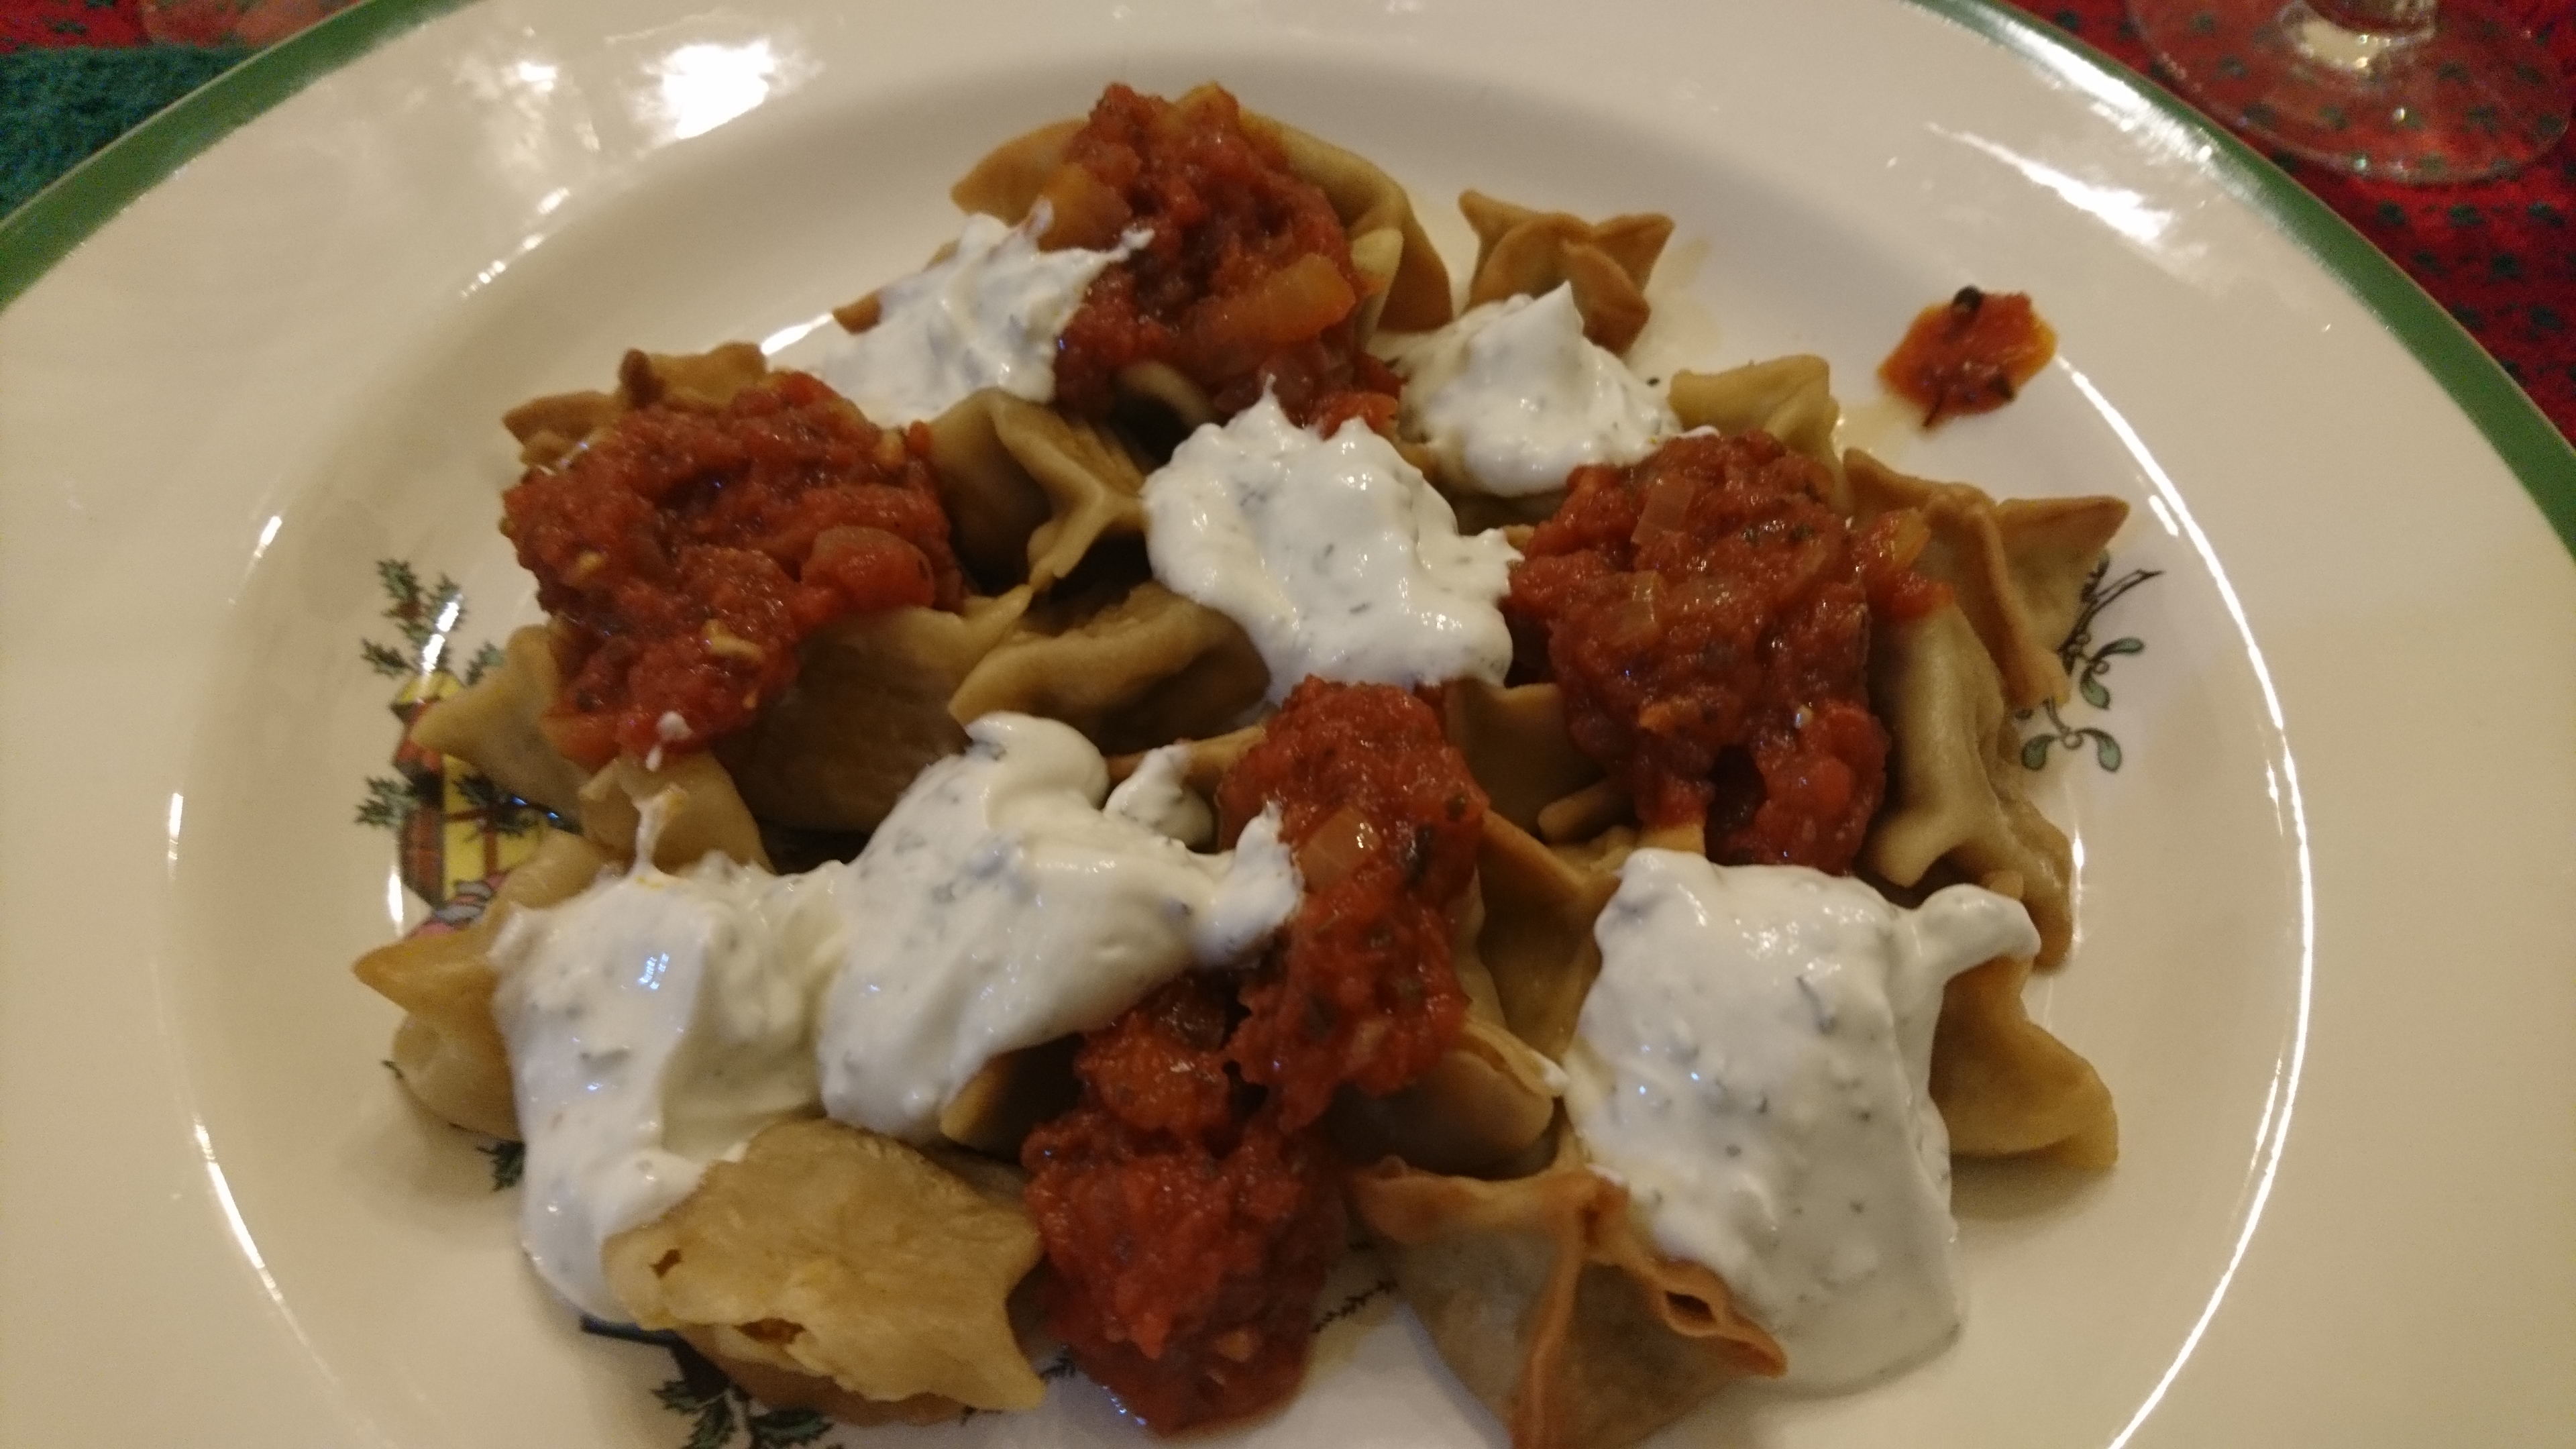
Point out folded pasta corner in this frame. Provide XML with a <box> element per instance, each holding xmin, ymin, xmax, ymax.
<box><xmin>354</xmin><ymin>826</ymin><xmax>616</xmax><ymax>1140</ymax></box>
<box><xmin>604</xmin><ymin>1117</ymin><xmax>1049</xmax><ymax>1419</ymax></box>
<box><xmin>1352</xmin><ymin>1132</ymin><xmax>1782</xmax><ymax>1449</ymax></box>
<box><xmin>1932</xmin><ymin>954</ymin><xmax>2118</xmax><ymax>1167</ymax></box>
<box><xmin>1666</xmin><ymin>354</ymin><xmax>1844</xmax><ymax>483</ymax></box>
<box><xmin>1845</xmin><ymin>449</ymin><xmax>2129</xmax><ymax>712</ymax></box>
<box><xmin>1456</xmin><ymin>191</ymin><xmax>1675</xmax><ymax>356</ymax></box>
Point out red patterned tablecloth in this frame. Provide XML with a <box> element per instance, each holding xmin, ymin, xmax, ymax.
<box><xmin>3</xmin><ymin>0</ymin><xmax>2571</xmax><ymax>441</ymax></box>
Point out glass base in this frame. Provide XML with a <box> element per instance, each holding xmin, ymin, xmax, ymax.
<box><xmin>2131</xmin><ymin>0</ymin><xmax>2572</xmax><ymax>182</ymax></box>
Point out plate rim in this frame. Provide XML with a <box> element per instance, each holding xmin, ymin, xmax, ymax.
<box><xmin>0</xmin><ymin>0</ymin><xmax>2571</xmax><ymax>549</ymax></box>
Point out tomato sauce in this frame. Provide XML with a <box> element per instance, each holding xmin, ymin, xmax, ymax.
<box><xmin>1215</xmin><ymin>679</ymin><xmax>1486</xmax><ymax>1128</ymax></box>
<box><xmin>1022</xmin><ymin>979</ymin><xmax>1344</xmax><ymax>1434</ymax></box>
<box><xmin>1020</xmin><ymin>681</ymin><xmax>1487</xmax><ymax>1432</ymax></box>
<box><xmin>500</xmin><ymin>368</ymin><xmax>962</xmax><ymax>767</ymax></box>
<box><xmin>1878</xmin><ymin>286</ymin><xmax>2056</xmax><ymax>427</ymax></box>
<box><xmin>1038</xmin><ymin>84</ymin><xmax>1397</xmax><ymax>428</ymax></box>
<box><xmin>1505</xmin><ymin>432</ymin><xmax>1945</xmax><ymax>873</ymax></box>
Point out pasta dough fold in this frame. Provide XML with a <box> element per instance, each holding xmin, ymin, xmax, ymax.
<box><xmin>1352</xmin><ymin>1130</ymin><xmax>1783</xmax><ymax>1449</ymax></box>
<box><xmin>1666</xmin><ymin>355</ymin><xmax>1843</xmax><ymax>480</ymax></box>
<box><xmin>922</xmin><ymin>390</ymin><xmax>1152</xmax><ymax>592</ymax></box>
<box><xmin>1325</xmin><ymin>884</ymin><xmax>1562</xmax><ymax>1177</ymax></box>
<box><xmin>1932</xmin><ymin>955</ymin><xmax>2119</xmax><ymax>1167</ymax></box>
<box><xmin>603</xmin><ymin>1118</ymin><xmax>1047</xmax><ymax>1420</ymax></box>
<box><xmin>1845</xmin><ymin>451</ymin><xmax>2129</xmax><ymax>711</ymax></box>
<box><xmin>355</xmin><ymin>753</ymin><xmax>773</xmax><ymax>1139</ymax></box>
<box><xmin>949</xmin><ymin>581</ymin><xmax>1267</xmax><ymax>755</ymax></box>
<box><xmin>1456</xmin><ymin>192</ymin><xmax>1674</xmax><ymax>356</ymax></box>
<box><xmin>1864</xmin><ymin>604</ymin><xmax>2076</xmax><ymax>968</ymax></box>
<box><xmin>502</xmin><ymin>343</ymin><xmax>770</xmax><ymax>468</ymax></box>
<box><xmin>949</xmin><ymin>92</ymin><xmax>1452</xmax><ymax>409</ymax></box>
<box><xmin>356</xmin><ymin>827</ymin><xmax>612</xmax><ymax>1140</ymax></box>
<box><xmin>718</xmin><ymin>590</ymin><xmax>1032</xmax><ymax>833</ymax></box>
<box><xmin>405</xmin><ymin>625</ymin><xmax>590</xmax><ymax>822</ymax></box>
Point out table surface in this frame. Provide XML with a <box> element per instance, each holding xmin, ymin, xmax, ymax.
<box><xmin>1</xmin><ymin>0</ymin><xmax>2571</xmax><ymax>445</ymax></box>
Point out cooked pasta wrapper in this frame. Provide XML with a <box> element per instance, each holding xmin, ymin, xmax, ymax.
<box><xmin>1103</xmin><ymin>722</ymin><xmax>1268</xmax><ymax>799</ymax></box>
<box><xmin>354</xmin><ymin>827</ymin><xmax>614</xmax><ymax>1138</ymax></box>
<box><xmin>405</xmin><ymin>625</ymin><xmax>592</xmax><ymax>822</ymax></box>
<box><xmin>949</xmin><ymin>581</ymin><xmax>1267</xmax><ymax>755</ymax></box>
<box><xmin>1326</xmin><ymin>883</ymin><xmax>1561</xmax><ymax>1177</ymax></box>
<box><xmin>1473</xmin><ymin>814</ymin><xmax>1618</xmax><ymax>1061</ymax></box>
<box><xmin>1456</xmin><ymin>191</ymin><xmax>1674</xmax><ymax>356</ymax></box>
<box><xmin>1933</xmin><ymin>954</ymin><xmax>2118</xmax><ymax>1167</ymax></box>
<box><xmin>1864</xmin><ymin>604</ymin><xmax>2075</xmax><ymax>969</ymax></box>
<box><xmin>1327</xmin><ymin>1015</ymin><xmax>1562</xmax><ymax>1178</ymax></box>
<box><xmin>923</xmin><ymin>390</ymin><xmax>1151</xmax><ymax>592</ymax></box>
<box><xmin>1442</xmin><ymin>681</ymin><xmax>1604</xmax><ymax>837</ymax></box>
<box><xmin>1845</xmin><ymin>451</ymin><xmax>2129</xmax><ymax>711</ymax></box>
<box><xmin>602</xmin><ymin>1118</ymin><xmax>1048</xmax><ymax>1419</ymax></box>
<box><xmin>1666</xmin><ymin>355</ymin><xmax>1843</xmax><ymax>482</ymax></box>
<box><xmin>718</xmin><ymin>590</ymin><xmax>1032</xmax><ymax>833</ymax></box>
<box><xmin>578</xmin><ymin>751</ymin><xmax>773</xmax><ymax>873</ymax></box>
<box><xmin>936</xmin><ymin>1035</ymin><xmax>1084</xmax><ymax>1159</ymax></box>
<box><xmin>500</xmin><ymin>343</ymin><xmax>770</xmax><ymax>468</ymax></box>
<box><xmin>1352</xmin><ymin>1130</ymin><xmax>1784</xmax><ymax>1449</ymax></box>
<box><xmin>1536</xmin><ymin>782</ymin><xmax>1638</xmax><ymax>849</ymax></box>
<box><xmin>949</xmin><ymin>91</ymin><xmax>1453</xmax><ymax>412</ymax></box>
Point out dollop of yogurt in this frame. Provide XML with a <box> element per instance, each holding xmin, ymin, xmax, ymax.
<box><xmin>816</xmin><ymin>208</ymin><xmax>1145</xmax><ymax>425</ymax></box>
<box><xmin>491</xmin><ymin>854</ymin><xmax>844</xmax><ymax>1319</ymax></box>
<box><xmin>1142</xmin><ymin>392</ymin><xmax>1519</xmax><ymax>696</ymax></box>
<box><xmin>815</xmin><ymin>714</ymin><xmax>1300</xmax><ymax>1141</ymax></box>
<box><xmin>1566</xmin><ymin>850</ymin><xmax>2041</xmax><ymax>1390</ymax></box>
<box><xmin>1390</xmin><ymin>283</ymin><xmax>1674</xmax><ymax>496</ymax></box>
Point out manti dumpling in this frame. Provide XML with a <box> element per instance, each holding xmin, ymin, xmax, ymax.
<box><xmin>500</xmin><ymin>343</ymin><xmax>769</xmax><ymax>468</ymax></box>
<box><xmin>718</xmin><ymin>588</ymin><xmax>1030</xmax><ymax>833</ymax></box>
<box><xmin>947</xmin><ymin>84</ymin><xmax>1452</xmax><ymax>425</ymax></box>
<box><xmin>354</xmin><ymin>753</ymin><xmax>767</xmax><ymax>1138</ymax></box>
<box><xmin>1865</xmin><ymin>602</ymin><xmax>2077</xmax><ymax>969</ymax></box>
<box><xmin>1667</xmin><ymin>354</ymin><xmax>1843</xmax><ymax>480</ymax></box>
<box><xmin>1456</xmin><ymin>191</ymin><xmax>1674</xmax><ymax>356</ymax></box>
<box><xmin>949</xmin><ymin>580</ymin><xmax>1268</xmax><ymax>757</ymax></box>
<box><xmin>920</xmin><ymin>389</ymin><xmax>1152</xmax><ymax>593</ymax></box>
<box><xmin>1933</xmin><ymin>953</ymin><xmax>2118</xmax><ymax>1167</ymax></box>
<box><xmin>602</xmin><ymin>1118</ymin><xmax>1047</xmax><ymax>1423</ymax></box>
<box><xmin>1324</xmin><ymin>881</ymin><xmax>1563</xmax><ymax>1177</ymax></box>
<box><xmin>1845</xmin><ymin>450</ymin><xmax>2129</xmax><ymax>712</ymax></box>
<box><xmin>406</xmin><ymin>625</ymin><xmax>590</xmax><ymax>823</ymax></box>
<box><xmin>1352</xmin><ymin>1129</ymin><xmax>1784</xmax><ymax>1449</ymax></box>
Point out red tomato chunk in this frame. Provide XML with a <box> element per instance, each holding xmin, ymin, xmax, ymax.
<box><xmin>1878</xmin><ymin>286</ymin><xmax>2057</xmax><ymax>427</ymax></box>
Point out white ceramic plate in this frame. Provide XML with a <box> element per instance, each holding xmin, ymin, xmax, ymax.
<box><xmin>3</xmin><ymin>1</ymin><xmax>2571</xmax><ymax>1444</ymax></box>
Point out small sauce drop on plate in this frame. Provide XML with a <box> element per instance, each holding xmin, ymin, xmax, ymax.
<box><xmin>1878</xmin><ymin>286</ymin><xmax>2055</xmax><ymax>427</ymax></box>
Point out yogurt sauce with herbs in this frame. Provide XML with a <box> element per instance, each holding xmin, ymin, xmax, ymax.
<box><xmin>1142</xmin><ymin>392</ymin><xmax>1519</xmax><ymax>697</ymax></box>
<box><xmin>814</xmin><ymin>713</ymin><xmax>1300</xmax><ymax>1142</ymax></box>
<box><xmin>490</xmin><ymin>852</ymin><xmax>844</xmax><ymax>1319</ymax></box>
<box><xmin>818</xmin><ymin>207</ymin><xmax>1146</xmax><ymax>425</ymax></box>
<box><xmin>1566</xmin><ymin>850</ymin><xmax>2041</xmax><ymax>1390</ymax></box>
<box><xmin>1390</xmin><ymin>283</ymin><xmax>1674</xmax><ymax>496</ymax></box>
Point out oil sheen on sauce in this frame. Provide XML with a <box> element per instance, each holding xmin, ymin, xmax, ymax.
<box><xmin>1390</xmin><ymin>283</ymin><xmax>1673</xmax><ymax>496</ymax></box>
<box><xmin>1142</xmin><ymin>391</ymin><xmax>1519</xmax><ymax>696</ymax></box>
<box><xmin>818</xmin><ymin>207</ymin><xmax>1147</xmax><ymax>425</ymax></box>
<box><xmin>1566</xmin><ymin>849</ymin><xmax>2041</xmax><ymax>1389</ymax></box>
<box><xmin>490</xmin><ymin>853</ymin><xmax>843</xmax><ymax>1319</ymax></box>
<box><xmin>814</xmin><ymin>713</ymin><xmax>1301</xmax><ymax>1142</ymax></box>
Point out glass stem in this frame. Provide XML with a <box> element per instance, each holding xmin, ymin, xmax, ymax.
<box><xmin>2308</xmin><ymin>0</ymin><xmax>2438</xmax><ymax>37</ymax></box>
